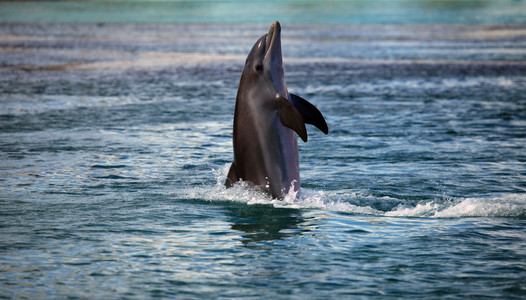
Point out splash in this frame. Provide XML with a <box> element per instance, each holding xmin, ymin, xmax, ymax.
<box><xmin>184</xmin><ymin>165</ymin><xmax>382</xmax><ymax>215</ymax></box>
<box><xmin>386</xmin><ymin>194</ymin><xmax>526</xmax><ymax>218</ymax></box>
<box><xmin>188</xmin><ymin>165</ymin><xmax>526</xmax><ymax>219</ymax></box>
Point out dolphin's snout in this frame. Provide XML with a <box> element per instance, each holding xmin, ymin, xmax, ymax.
<box><xmin>271</xmin><ymin>21</ymin><xmax>281</xmax><ymax>33</ymax></box>
<box><xmin>265</xmin><ymin>21</ymin><xmax>282</xmax><ymax>60</ymax></box>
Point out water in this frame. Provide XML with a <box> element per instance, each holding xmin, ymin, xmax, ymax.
<box><xmin>1</xmin><ymin>1</ymin><xmax>526</xmax><ymax>299</ymax></box>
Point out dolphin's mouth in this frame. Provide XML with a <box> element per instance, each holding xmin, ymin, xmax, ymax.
<box><xmin>264</xmin><ymin>21</ymin><xmax>280</xmax><ymax>58</ymax></box>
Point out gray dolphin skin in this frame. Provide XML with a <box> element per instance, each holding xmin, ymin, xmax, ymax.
<box><xmin>225</xmin><ymin>21</ymin><xmax>328</xmax><ymax>199</ymax></box>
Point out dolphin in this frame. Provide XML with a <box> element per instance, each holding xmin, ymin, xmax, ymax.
<box><xmin>225</xmin><ymin>21</ymin><xmax>328</xmax><ymax>199</ymax></box>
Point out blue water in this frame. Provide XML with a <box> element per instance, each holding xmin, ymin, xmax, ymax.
<box><xmin>2</xmin><ymin>0</ymin><xmax>526</xmax><ymax>25</ymax></box>
<box><xmin>1</xmin><ymin>1</ymin><xmax>526</xmax><ymax>299</ymax></box>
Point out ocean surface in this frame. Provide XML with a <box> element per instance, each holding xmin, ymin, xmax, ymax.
<box><xmin>1</xmin><ymin>1</ymin><xmax>526</xmax><ymax>299</ymax></box>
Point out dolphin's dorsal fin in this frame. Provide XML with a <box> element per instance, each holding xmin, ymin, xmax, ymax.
<box><xmin>289</xmin><ymin>93</ymin><xmax>329</xmax><ymax>135</ymax></box>
<box><xmin>277</xmin><ymin>96</ymin><xmax>308</xmax><ymax>142</ymax></box>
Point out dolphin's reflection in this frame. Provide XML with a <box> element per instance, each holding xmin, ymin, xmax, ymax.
<box><xmin>226</xmin><ymin>204</ymin><xmax>309</xmax><ymax>245</ymax></box>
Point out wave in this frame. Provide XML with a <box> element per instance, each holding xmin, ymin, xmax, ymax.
<box><xmin>303</xmin><ymin>76</ymin><xmax>519</xmax><ymax>95</ymax></box>
<box><xmin>385</xmin><ymin>194</ymin><xmax>526</xmax><ymax>218</ymax></box>
<box><xmin>184</xmin><ymin>165</ymin><xmax>526</xmax><ymax>219</ymax></box>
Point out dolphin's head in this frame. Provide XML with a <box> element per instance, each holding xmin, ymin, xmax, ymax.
<box><xmin>240</xmin><ymin>21</ymin><xmax>287</xmax><ymax>100</ymax></box>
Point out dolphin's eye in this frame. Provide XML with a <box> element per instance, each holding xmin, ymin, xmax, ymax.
<box><xmin>255</xmin><ymin>64</ymin><xmax>263</xmax><ymax>72</ymax></box>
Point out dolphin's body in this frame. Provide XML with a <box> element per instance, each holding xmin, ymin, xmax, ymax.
<box><xmin>225</xmin><ymin>21</ymin><xmax>328</xmax><ymax>199</ymax></box>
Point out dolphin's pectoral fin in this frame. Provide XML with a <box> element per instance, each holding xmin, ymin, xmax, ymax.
<box><xmin>277</xmin><ymin>96</ymin><xmax>308</xmax><ymax>142</ymax></box>
<box><xmin>289</xmin><ymin>93</ymin><xmax>329</xmax><ymax>135</ymax></box>
<box><xmin>225</xmin><ymin>162</ymin><xmax>239</xmax><ymax>188</ymax></box>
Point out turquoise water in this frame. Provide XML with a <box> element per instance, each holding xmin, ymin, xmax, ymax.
<box><xmin>1</xmin><ymin>0</ymin><xmax>526</xmax><ymax>25</ymax></box>
<box><xmin>1</xmin><ymin>1</ymin><xmax>526</xmax><ymax>299</ymax></box>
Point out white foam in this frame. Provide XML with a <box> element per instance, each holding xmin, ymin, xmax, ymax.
<box><xmin>192</xmin><ymin>182</ymin><xmax>383</xmax><ymax>215</ymax></box>
<box><xmin>188</xmin><ymin>165</ymin><xmax>526</xmax><ymax>219</ymax></box>
<box><xmin>386</xmin><ymin>194</ymin><xmax>526</xmax><ymax>218</ymax></box>
<box><xmin>182</xmin><ymin>165</ymin><xmax>381</xmax><ymax>215</ymax></box>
